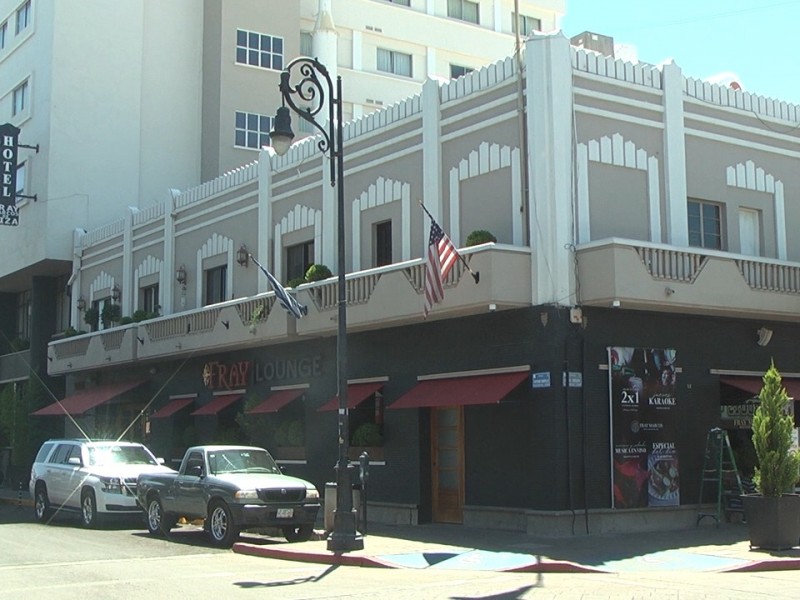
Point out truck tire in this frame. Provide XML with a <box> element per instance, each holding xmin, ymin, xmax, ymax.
<box><xmin>207</xmin><ymin>500</ymin><xmax>239</xmax><ymax>548</ymax></box>
<box><xmin>81</xmin><ymin>489</ymin><xmax>103</xmax><ymax>528</ymax></box>
<box><xmin>34</xmin><ymin>483</ymin><xmax>53</xmax><ymax>524</ymax></box>
<box><xmin>146</xmin><ymin>495</ymin><xmax>176</xmax><ymax>537</ymax></box>
<box><xmin>283</xmin><ymin>524</ymin><xmax>314</xmax><ymax>542</ymax></box>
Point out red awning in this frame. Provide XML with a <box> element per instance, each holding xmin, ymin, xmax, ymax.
<box><xmin>390</xmin><ymin>371</ymin><xmax>529</xmax><ymax>409</ymax></box>
<box><xmin>32</xmin><ymin>380</ymin><xmax>147</xmax><ymax>417</ymax></box>
<box><xmin>318</xmin><ymin>382</ymin><xmax>384</xmax><ymax>412</ymax></box>
<box><xmin>720</xmin><ymin>375</ymin><xmax>800</xmax><ymax>399</ymax></box>
<box><xmin>247</xmin><ymin>388</ymin><xmax>306</xmax><ymax>415</ymax></box>
<box><xmin>190</xmin><ymin>394</ymin><xmax>243</xmax><ymax>416</ymax></box>
<box><xmin>150</xmin><ymin>397</ymin><xmax>194</xmax><ymax>419</ymax></box>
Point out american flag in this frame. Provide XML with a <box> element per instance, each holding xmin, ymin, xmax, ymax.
<box><xmin>250</xmin><ymin>255</ymin><xmax>308</xmax><ymax>319</ymax></box>
<box><xmin>424</xmin><ymin>219</ymin><xmax>459</xmax><ymax>317</ymax></box>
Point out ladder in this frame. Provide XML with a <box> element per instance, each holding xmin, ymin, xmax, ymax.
<box><xmin>696</xmin><ymin>427</ymin><xmax>744</xmax><ymax>526</ymax></box>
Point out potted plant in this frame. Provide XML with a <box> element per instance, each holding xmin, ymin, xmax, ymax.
<box><xmin>101</xmin><ymin>303</ymin><xmax>122</xmax><ymax>327</ymax></box>
<box><xmin>742</xmin><ymin>362</ymin><xmax>800</xmax><ymax>549</ymax></box>
<box><xmin>304</xmin><ymin>263</ymin><xmax>332</xmax><ymax>282</ymax></box>
<box><xmin>465</xmin><ymin>229</ymin><xmax>497</xmax><ymax>246</ymax></box>
<box><xmin>83</xmin><ymin>307</ymin><xmax>99</xmax><ymax>330</ymax></box>
<box><xmin>349</xmin><ymin>422</ymin><xmax>384</xmax><ymax>460</ymax></box>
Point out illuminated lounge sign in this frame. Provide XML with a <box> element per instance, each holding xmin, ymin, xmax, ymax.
<box><xmin>0</xmin><ymin>123</ymin><xmax>20</xmax><ymax>226</ymax></box>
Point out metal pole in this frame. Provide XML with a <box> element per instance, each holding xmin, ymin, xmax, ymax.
<box><xmin>326</xmin><ymin>73</ymin><xmax>363</xmax><ymax>552</ymax></box>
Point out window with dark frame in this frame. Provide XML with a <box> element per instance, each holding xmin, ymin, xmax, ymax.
<box><xmin>204</xmin><ymin>265</ymin><xmax>227</xmax><ymax>305</ymax></box>
<box><xmin>235</xmin><ymin>28</ymin><xmax>283</xmax><ymax>70</ymax></box>
<box><xmin>235</xmin><ymin>111</ymin><xmax>272</xmax><ymax>149</ymax></box>
<box><xmin>0</xmin><ymin>21</ymin><xmax>7</xmax><ymax>49</ymax></box>
<box><xmin>12</xmin><ymin>79</ymin><xmax>27</xmax><ymax>116</ymax></box>
<box><xmin>450</xmin><ymin>64</ymin><xmax>473</xmax><ymax>79</ymax></box>
<box><xmin>688</xmin><ymin>199</ymin><xmax>723</xmax><ymax>250</ymax></box>
<box><xmin>15</xmin><ymin>289</ymin><xmax>30</xmax><ymax>342</ymax></box>
<box><xmin>141</xmin><ymin>284</ymin><xmax>159</xmax><ymax>315</ymax></box>
<box><xmin>375</xmin><ymin>220</ymin><xmax>392</xmax><ymax>267</ymax></box>
<box><xmin>349</xmin><ymin>391</ymin><xmax>384</xmax><ymax>449</ymax></box>
<box><xmin>286</xmin><ymin>241</ymin><xmax>314</xmax><ymax>283</ymax></box>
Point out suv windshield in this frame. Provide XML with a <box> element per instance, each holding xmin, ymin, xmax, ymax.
<box><xmin>87</xmin><ymin>444</ymin><xmax>158</xmax><ymax>466</ymax></box>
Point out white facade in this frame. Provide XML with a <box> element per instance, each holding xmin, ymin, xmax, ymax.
<box><xmin>0</xmin><ymin>0</ymin><xmax>563</xmax><ymax>297</ymax></box>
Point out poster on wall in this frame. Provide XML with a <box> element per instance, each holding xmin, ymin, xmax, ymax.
<box><xmin>608</xmin><ymin>347</ymin><xmax>679</xmax><ymax>508</ymax></box>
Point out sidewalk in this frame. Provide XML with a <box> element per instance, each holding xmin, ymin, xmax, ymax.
<box><xmin>232</xmin><ymin>519</ymin><xmax>800</xmax><ymax>573</ymax></box>
<box><xmin>4</xmin><ymin>485</ymin><xmax>798</xmax><ymax>574</ymax></box>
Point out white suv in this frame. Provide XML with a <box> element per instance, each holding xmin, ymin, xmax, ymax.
<box><xmin>29</xmin><ymin>439</ymin><xmax>175</xmax><ymax>527</ymax></box>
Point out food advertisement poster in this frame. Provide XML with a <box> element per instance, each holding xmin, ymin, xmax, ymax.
<box><xmin>609</xmin><ymin>347</ymin><xmax>679</xmax><ymax>509</ymax></box>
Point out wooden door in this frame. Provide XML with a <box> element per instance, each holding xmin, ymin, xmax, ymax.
<box><xmin>431</xmin><ymin>406</ymin><xmax>464</xmax><ymax>523</ymax></box>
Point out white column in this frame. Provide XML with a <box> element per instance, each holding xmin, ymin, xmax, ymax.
<box><xmin>422</xmin><ymin>77</ymin><xmax>442</xmax><ymax>242</ymax></box>
<box><xmin>258</xmin><ymin>149</ymin><xmax>274</xmax><ymax>293</ymax></box>
<box><xmin>71</xmin><ymin>229</ymin><xmax>85</xmax><ymax>329</ymax></box>
<box><xmin>313</xmin><ymin>0</ymin><xmax>338</xmax><ymax>127</ymax></box>
<box><xmin>662</xmin><ymin>61</ymin><xmax>688</xmax><ymax>246</ymax></box>
<box><xmin>493</xmin><ymin>0</ymin><xmax>502</xmax><ymax>32</ymax></box>
<box><xmin>122</xmin><ymin>207</ymin><xmax>137</xmax><ymax>314</ymax></box>
<box><xmin>525</xmin><ymin>33</ymin><xmax>574</xmax><ymax>306</ymax></box>
<box><xmin>163</xmin><ymin>189</ymin><xmax>178</xmax><ymax>314</ymax></box>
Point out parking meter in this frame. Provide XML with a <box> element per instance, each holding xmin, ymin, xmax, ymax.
<box><xmin>359</xmin><ymin>451</ymin><xmax>369</xmax><ymax>485</ymax></box>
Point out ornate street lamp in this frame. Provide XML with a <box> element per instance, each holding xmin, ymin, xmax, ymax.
<box><xmin>270</xmin><ymin>57</ymin><xmax>363</xmax><ymax>552</ymax></box>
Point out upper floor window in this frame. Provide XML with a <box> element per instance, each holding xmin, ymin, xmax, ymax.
<box><xmin>235</xmin><ymin>111</ymin><xmax>271</xmax><ymax>150</ymax></box>
<box><xmin>15</xmin><ymin>161</ymin><xmax>25</xmax><ymax>199</ymax></box>
<box><xmin>12</xmin><ymin>80</ymin><xmax>28</xmax><ymax>116</ymax></box>
<box><xmin>0</xmin><ymin>21</ymin><xmax>7</xmax><ymax>49</ymax></box>
<box><xmin>377</xmin><ymin>48</ymin><xmax>412</xmax><ymax>77</ymax></box>
<box><xmin>236</xmin><ymin>28</ymin><xmax>283</xmax><ymax>70</ymax></box>
<box><xmin>388</xmin><ymin>0</ymin><xmax>410</xmax><ymax>5</ymax></box>
<box><xmin>450</xmin><ymin>64</ymin><xmax>473</xmax><ymax>79</ymax></box>
<box><xmin>688</xmin><ymin>199</ymin><xmax>723</xmax><ymax>250</ymax></box>
<box><xmin>375</xmin><ymin>220</ymin><xmax>392</xmax><ymax>267</ymax></box>
<box><xmin>448</xmin><ymin>0</ymin><xmax>479</xmax><ymax>24</ymax></box>
<box><xmin>15</xmin><ymin>0</ymin><xmax>30</xmax><ymax>35</ymax></box>
<box><xmin>286</xmin><ymin>241</ymin><xmax>314</xmax><ymax>284</ymax></box>
<box><xmin>140</xmin><ymin>283</ymin><xmax>160</xmax><ymax>315</ymax></box>
<box><xmin>204</xmin><ymin>265</ymin><xmax>227</xmax><ymax>305</ymax></box>
<box><xmin>512</xmin><ymin>13</ymin><xmax>541</xmax><ymax>36</ymax></box>
<box><xmin>300</xmin><ymin>31</ymin><xmax>312</xmax><ymax>57</ymax></box>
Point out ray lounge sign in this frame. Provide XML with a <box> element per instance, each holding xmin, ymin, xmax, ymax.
<box><xmin>0</xmin><ymin>123</ymin><xmax>20</xmax><ymax>226</ymax></box>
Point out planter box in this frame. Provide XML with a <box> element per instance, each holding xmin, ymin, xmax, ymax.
<box><xmin>742</xmin><ymin>493</ymin><xmax>800</xmax><ymax>550</ymax></box>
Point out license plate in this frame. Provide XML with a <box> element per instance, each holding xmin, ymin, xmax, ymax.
<box><xmin>276</xmin><ymin>508</ymin><xmax>294</xmax><ymax>519</ymax></box>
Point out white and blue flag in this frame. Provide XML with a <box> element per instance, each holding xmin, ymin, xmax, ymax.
<box><xmin>250</xmin><ymin>254</ymin><xmax>308</xmax><ymax>319</ymax></box>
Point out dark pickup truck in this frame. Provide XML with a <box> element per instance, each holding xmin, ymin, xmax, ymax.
<box><xmin>136</xmin><ymin>445</ymin><xmax>320</xmax><ymax>547</ymax></box>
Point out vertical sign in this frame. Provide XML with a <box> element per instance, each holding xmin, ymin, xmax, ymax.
<box><xmin>0</xmin><ymin>123</ymin><xmax>20</xmax><ymax>226</ymax></box>
<box><xmin>608</xmin><ymin>347</ymin><xmax>679</xmax><ymax>508</ymax></box>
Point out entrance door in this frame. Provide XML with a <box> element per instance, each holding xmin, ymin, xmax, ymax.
<box><xmin>431</xmin><ymin>406</ymin><xmax>464</xmax><ymax>523</ymax></box>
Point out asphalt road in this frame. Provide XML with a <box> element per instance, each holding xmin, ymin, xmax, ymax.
<box><xmin>1</xmin><ymin>503</ymin><xmax>799</xmax><ymax>600</ymax></box>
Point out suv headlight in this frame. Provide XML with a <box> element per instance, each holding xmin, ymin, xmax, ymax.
<box><xmin>99</xmin><ymin>476</ymin><xmax>122</xmax><ymax>494</ymax></box>
<box><xmin>306</xmin><ymin>488</ymin><xmax>320</xmax><ymax>500</ymax></box>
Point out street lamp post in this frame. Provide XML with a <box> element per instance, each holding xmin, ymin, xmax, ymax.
<box><xmin>270</xmin><ymin>57</ymin><xmax>363</xmax><ymax>552</ymax></box>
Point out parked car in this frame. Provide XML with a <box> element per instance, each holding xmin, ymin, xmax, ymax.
<box><xmin>137</xmin><ymin>445</ymin><xmax>320</xmax><ymax>547</ymax></box>
<box><xmin>29</xmin><ymin>439</ymin><xmax>175</xmax><ymax>527</ymax></box>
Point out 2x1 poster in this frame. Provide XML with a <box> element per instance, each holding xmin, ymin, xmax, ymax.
<box><xmin>608</xmin><ymin>347</ymin><xmax>679</xmax><ymax>508</ymax></box>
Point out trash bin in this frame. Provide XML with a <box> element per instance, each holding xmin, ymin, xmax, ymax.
<box><xmin>324</xmin><ymin>481</ymin><xmax>361</xmax><ymax>532</ymax></box>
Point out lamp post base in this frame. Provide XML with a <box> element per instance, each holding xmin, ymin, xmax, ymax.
<box><xmin>326</xmin><ymin>509</ymin><xmax>364</xmax><ymax>552</ymax></box>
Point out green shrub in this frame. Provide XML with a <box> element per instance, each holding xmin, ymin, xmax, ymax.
<box><xmin>132</xmin><ymin>309</ymin><xmax>159</xmax><ymax>322</ymax></box>
<box><xmin>465</xmin><ymin>230</ymin><xmax>497</xmax><ymax>246</ymax></box>
<box><xmin>286</xmin><ymin>277</ymin><xmax>305</xmax><ymax>288</ymax></box>
<box><xmin>275</xmin><ymin>419</ymin><xmax>304</xmax><ymax>446</ymax></box>
<box><xmin>119</xmin><ymin>316</ymin><xmax>134</xmax><ymax>325</ymax></box>
<box><xmin>101</xmin><ymin>303</ymin><xmax>122</xmax><ymax>326</ymax></box>
<box><xmin>84</xmin><ymin>307</ymin><xmax>99</xmax><ymax>330</ymax></box>
<box><xmin>351</xmin><ymin>422</ymin><xmax>382</xmax><ymax>446</ymax></box>
<box><xmin>752</xmin><ymin>362</ymin><xmax>800</xmax><ymax>496</ymax></box>
<box><xmin>305</xmin><ymin>264</ymin><xmax>332</xmax><ymax>282</ymax></box>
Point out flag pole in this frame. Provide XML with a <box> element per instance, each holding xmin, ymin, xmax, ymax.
<box><xmin>419</xmin><ymin>201</ymin><xmax>480</xmax><ymax>284</ymax></box>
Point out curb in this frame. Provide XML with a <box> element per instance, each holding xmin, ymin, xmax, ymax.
<box><xmin>232</xmin><ymin>542</ymin><xmax>607</xmax><ymax>573</ymax></box>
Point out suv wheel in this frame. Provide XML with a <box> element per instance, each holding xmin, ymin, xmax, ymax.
<box><xmin>207</xmin><ymin>500</ymin><xmax>238</xmax><ymax>548</ymax></box>
<box><xmin>81</xmin><ymin>489</ymin><xmax>103</xmax><ymax>528</ymax></box>
<box><xmin>34</xmin><ymin>484</ymin><xmax>53</xmax><ymax>524</ymax></box>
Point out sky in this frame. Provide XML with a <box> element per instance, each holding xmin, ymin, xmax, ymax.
<box><xmin>560</xmin><ymin>0</ymin><xmax>800</xmax><ymax>106</ymax></box>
